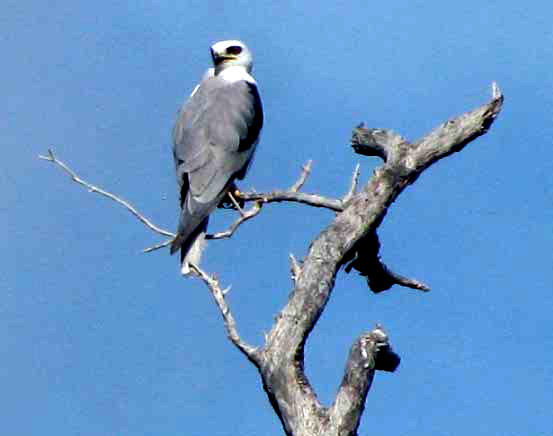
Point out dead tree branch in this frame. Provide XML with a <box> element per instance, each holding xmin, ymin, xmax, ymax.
<box><xmin>42</xmin><ymin>82</ymin><xmax>503</xmax><ymax>436</ymax></box>
<box><xmin>39</xmin><ymin>149</ymin><xmax>175</xmax><ymax>238</ymax></box>
<box><xmin>239</xmin><ymin>189</ymin><xmax>343</xmax><ymax>212</ymax></box>
<box><xmin>251</xmin><ymin>84</ymin><xmax>503</xmax><ymax>436</ymax></box>
<box><xmin>190</xmin><ymin>264</ymin><xmax>260</xmax><ymax>365</ymax></box>
<box><xmin>207</xmin><ymin>202</ymin><xmax>263</xmax><ymax>240</ymax></box>
<box><xmin>344</xmin><ymin>231</ymin><xmax>430</xmax><ymax>293</ymax></box>
<box><xmin>40</xmin><ymin>152</ymin><xmax>348</xmax><ymax>252</ymax></box>
<box><xmin>330</xmin><ymin>326</ymin><xmax>399</xmax><ymax>435</ymax></box>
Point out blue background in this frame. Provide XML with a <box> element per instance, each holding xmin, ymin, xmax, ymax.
<box><xmin>3</xmin><ymin>1</ymin><xmax>552</xmax><ymax>435</ymax></box>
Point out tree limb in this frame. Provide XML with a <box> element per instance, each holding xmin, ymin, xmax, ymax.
<box><xmin>39</xmin><ymin>152</ymin><xmax>346</xmax><ymax>252</ymax></box>
<box><xmin>239</xmin><ymin>190</ymin><xmax>343</xmax><ymax>212</ymax></box>
<box><xmin>255</xmin><ymin>84</ymin><xmax>503</xmax><ymax>436</ymax></box>
<box><xmin>41</xmin><ymin>82</ymin><xmax>504</xmax><ymax>436</ymax></box>
<box><xmin>39</xmin><ymin>149</ymin><xmax>175</xmax><ymax>238</ymax></box>
<box><xmin>344</xmin><ymin>231</ymin><xmax>430</xmax><ymax>293</ymax></box>
<box><xmin>330</xmin><ymin>325</ymin><xmax>399</xmax><ymax>436</ymax></box>
<box><xmin>207</xmin><ymin>202</ymin><xmax>264</xmax><ymax>240</ymax></box>
<box><xmin>290</xmin><ymin>160</ymin><xmax>313</xmax><ymax>192</ymax></box>
<box><xmin>341</xmin><ymin>163</ymin><xmax>361</xmax><ymax>205</ymax></box>
<box><xmin>190</xmin><ymin>263</ymin><xmax>260</xmax><ymax>365</ymax></box>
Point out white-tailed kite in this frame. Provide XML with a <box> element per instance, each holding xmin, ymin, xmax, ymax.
<box><xmin>170</xmin><ymin>40</ymin><xmax>263</xmax><ymax>274</ymax></box>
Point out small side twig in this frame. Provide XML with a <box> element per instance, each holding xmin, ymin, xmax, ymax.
<box><xmin>209</xmin><ymin>160</ymin><xmax>342</xmax><ymax>240</ymax></box>
<box><xmin>289</xmin><ymin>160</ymin><xmax>312</xmax><ymax>192</ymax></box>
<box><xmin>344</xmin><ymin>231</ymin><xmax>430</xmax><ymax>293</ymax></box>
<box><xmin>240</xmin><ymin>190</ymin><xmax>343</xmax><ymax>212</ymax></box>
<box><xmin>207</xmin><ymin>201</ymin><xmax>263</xmax><ymax>240</ymax></box>
<box><xmin>341</xmin><ymin>163</ymin><xmax>361</xmax><ymax>205</ymax></box>
<box><xmin>189</xmin><ymin>263</ymin><xmax>259</xmax><ymax>364</ymax></box>
<box><xmin>39</xmin><ymin>149</ymin><xmax>174</xmax><ymax>238</ymax></box>
<box><xmin>289</xmin><ymin>253</ymin><xmax>302</xmax><ymax>283</ymax></box>
<box><xmin>239</xmin><ymin>160</ymin><xmax>343</xmax><ymax>212</ymax></box>
<box><xmin>142</xmin><ymin>238</ymin><xmax>174</xmax><ymax>253</ymax></box>
<box><xmin>379</xmin><ymin>264</ymin><xmax>430</xmax><ymax>292</ymax></box>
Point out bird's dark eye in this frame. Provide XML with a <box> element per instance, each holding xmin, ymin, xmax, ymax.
<box><xmin>226</xmin><ymin>45</ymin><xmax>242</xmax><ymax>55</ymax></box>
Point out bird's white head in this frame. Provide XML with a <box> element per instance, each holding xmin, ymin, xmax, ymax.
<box><xmin>210</xmin><ymin>40</ymin><xmax>253</xmax><ymax>75</ymax></box>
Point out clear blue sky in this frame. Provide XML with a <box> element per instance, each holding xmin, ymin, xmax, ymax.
<box><xmin>3</xmin><ymin>1</ymin><xmax>552</xmax><ymax>435</ymax></box>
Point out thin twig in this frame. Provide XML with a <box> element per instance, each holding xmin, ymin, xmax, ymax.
<box><xmin>342</xmin><ymin>163</ymin><xmax>361</xmax><ymax>204</ymax></box>
<box><xmin>289</xmin><ymin>254</ymin><xmax>302</xmax><ymax>284</ymax></box>
<box><xmin>39</xmin><ymin>149</ymin><xmax>174</xmax><ymax>238</ymax></box>
<box><xmin>209</xmin><ymin>161</ymin><xmax>338</xmax><ymax>239</ymax></box>
<box><xmin>239</xmin><ymin>159</ymin><xmax>343</xmax><ymax>212</ymax></box>
<box><xmin>290</xmin><ymin>160</ymin><xmax>313</xmax><ymax>192</ymax></box>
<box><xmin>207</xmin><ymin>202</ymin><xmax>263</xmax><ymax>239</ymax></box>
<box><xmin>142</xmin><ymin>238</ymin><xmax>174</xmax><ymax>253</ymax></box>
<box><xmin>189</xmin><ymin>263</ymin><xmax>259</xmax><ymax>363</ymax></box>
<box><xmin>240</xmin><ymin>191</ymin><xmax>343</xmax><ymax>212</ymax></box>
<box><xmin>382</xmin><ymin>265</ymin><xmax>430</xmax><ymax>292</ymax></box>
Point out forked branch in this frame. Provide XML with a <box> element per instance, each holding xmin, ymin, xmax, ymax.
<box><xmin>190</xmin><ymin>263</ymin><xmax>260</xmax><ymax>364</ymax></box>
<box><xmin>40</xmin><ymin>151</ymin><xmax>351</xmax><ymax>253</ymax></box>
<box><xmin>41</xmin><ymin>83</ymin><xmax>504</xmax><ymax>436</ymax></box>
<box><xmin>39</xmin><ymin>149</ymin><xmax>174</xmax><ymax>238</ymax></box>
<box><xmin>254</xmin><ymin>84</ymin><xmax>503</xmax><ymax>436</ymax></box>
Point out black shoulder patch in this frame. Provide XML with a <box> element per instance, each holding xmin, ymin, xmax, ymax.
<box><xmin>237</xmin><ymin>82</ymin><xmax>263</xmax><ymax>152</ymax></box>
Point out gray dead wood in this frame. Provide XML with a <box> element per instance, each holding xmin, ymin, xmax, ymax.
<box><xmin>249</xmin><ymin>85</ymin><xmax>503</xmax><ymax>436</ymax></box>
<box><xmin>41</xmin><ymin>83</ymin><xmax>503</xmax><ymax>436</ymax></box>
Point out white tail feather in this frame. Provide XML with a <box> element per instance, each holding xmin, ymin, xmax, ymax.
<box><xmin>180</xmin><ymin>231</ymin><xmax>207</xmax><ymax>275</ymax></box>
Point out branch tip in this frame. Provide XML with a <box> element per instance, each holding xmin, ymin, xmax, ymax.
<box><xmin>40</xmin><ymin>149</ymin><xmax>174</xmax><ymax>238</ymax></box>
<box><xmin>207</xmin><ymin>201</ymin><xmax>263</xmax><ymax>239</ymax></box>
<box><xmin>290</xmin><ymin>159</ymin><xmax>313</xmax><ymax>192</ymax></box>
<box><xmin>142</xmin><ymin>238</ymin><xmax>174</xmax><ymax>253</ymax></box>
<box><xmin>342</xmin><ymin>163</ymin><xmax>361</xmax><ymax>204</ymax></box>
<box><xmin>189</xmin><ymin>263</ymin><xmax>258</xmax><ymax>362</ymax></box>
<box><xmin>491</xmin><ymin>81</ymin><xmax>502</xmax><ymax>100</ymax></box>
<box><xmin>289</xmin><ymin>253</ymin><xmax>302</xmax><ymax>282</ymax></box>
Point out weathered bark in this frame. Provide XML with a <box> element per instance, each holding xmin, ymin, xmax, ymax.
<box><xmin>252</xmin><ymin>85</ymin><xmax>503</xmax><ymax>436</ymax></box>
<box><xmin>41</xmin><ymin>84</ymin><xmax>503</xmax><ymax>436</ymax></box>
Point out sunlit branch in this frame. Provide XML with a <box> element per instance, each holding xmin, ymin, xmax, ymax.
<box><xmin>39</xmin><ymin>149</ymin><xmax>174</xmax><ymax>238</ymax></box>
<box><xmin>190</xmin><ymin>263</ymin><xmax>260</xmax><ymax>364</ymax></box>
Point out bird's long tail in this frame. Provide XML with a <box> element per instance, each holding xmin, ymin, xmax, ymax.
<box><xmin>170</xmin><ymin>217</ymin><xmax>209</xmax><ymax>275</ymax></box>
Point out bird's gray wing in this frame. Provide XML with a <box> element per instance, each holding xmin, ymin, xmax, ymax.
<box><xmin>171</xmin><ymin>76</ymin><xmax>263</xmax><ymax>254</ymax></box>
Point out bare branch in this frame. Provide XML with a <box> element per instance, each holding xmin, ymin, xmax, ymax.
<box><xmin>238</xmin><ymin>161</ymin><xmax>362</xmax><ymax>213</ymax></box>
<box><xmin>330</xmin><ymin>325</ymin><xmax>399</xmax><ymax>435</ymax></box>
<box><xmin>289</xmin><ymin>160</ymin><xmax>313</xmax><ymax>192</ymax></box>
<box><xmin>206</xmin><ymin>202</ymin><xmax>263</xmax><ymax>240</ymax></box>
<box><xmin>190</xmin><ymin>263</ymin><xmax>260</xmax><ymax>364</ymax></box>
<box><xmin>410</xmin><ymin>82</ymin><xmax>504</xmax><ymax>170</ymax></box>
<box><xmin>238</xmin><ymin>160</ymin><xmax>343</xmax><ymax>212</ymax></box>
<box><xmin>257</xmin><ymin>86</ymin><xmax>503</xmax><ymax>436</ymax></box>
<box><xmin>344</xmin><ymin>231</ymin><xmax>430</xmax><ymax>293</ymax></box>
<box><xmin>341</xmin><ymin>163</ymin><xmax>361</xmax><ymax>205</ymax></box>
<box><xmin>142</xmin><ymin>238</ymin><xmax>174</xmax><ymax>253</ymax></box>
<box><xmin>351</xmin><ymin>127</ymin><xmax>407</xmax><ymax>162</ymax></box>
<box><xmin>289</xmin><ymin>254</ymin><xmax>302</xmax><ymax>284</ymax></box>
<box><xmin>42</xmin><ymin>83</ymin><xmax>504</xmax><ymax>436</ymax></box>
<box><xmin>379</xmin><ymin>265</ymin><xmax>430</xmax><ymax>292</ymax></box>
<box><xmin>240</xmin><ymin>190</ymin><xmax>343</xmax><ymax>212</ymax></box>
<box><xmin>39</xmin><ymin>149</ymin><xmax>174</xmax><ymax>238</ymax></box>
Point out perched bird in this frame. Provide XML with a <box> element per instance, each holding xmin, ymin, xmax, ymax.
<box><xmin>171</xmin><ymin>40</ymin><xmax>263</xmax><ymax>274</ymax></box>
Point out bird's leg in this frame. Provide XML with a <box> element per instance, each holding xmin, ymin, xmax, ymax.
<box><xmin>218</xmin><ymin>183</ymin><xmax>245</xmax><ymax>209</ymax></box>
<box><xmin>227</xmin><ymin>190</ymin><xmax>246</xmax><ymax>217</ymax></box>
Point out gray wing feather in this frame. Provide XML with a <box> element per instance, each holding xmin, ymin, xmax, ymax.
<box><xmin>171</xmin><ymin>75</ymin><xmax>263</xmax><ymax>262</ymax></box>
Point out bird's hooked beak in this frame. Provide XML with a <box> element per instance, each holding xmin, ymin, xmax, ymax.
<box><xmin>211</xmin><ymin>48</ymin><xmax>236</xmax><ymax>67</ymax></box>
